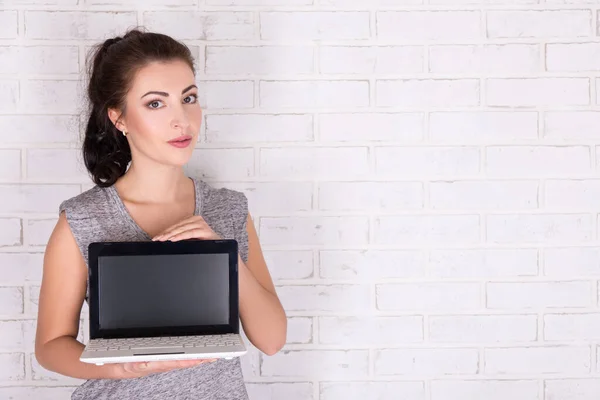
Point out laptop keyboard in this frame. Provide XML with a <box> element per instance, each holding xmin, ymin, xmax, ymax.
<box><xmin>86</xmin><ymin>334</ymin><xmax>242</xmax><ymax>352</ymax></box>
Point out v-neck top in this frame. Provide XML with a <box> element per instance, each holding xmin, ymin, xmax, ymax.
<box><xmin>58</xmin><ymin>177</ymin><xmax>250</xmax><ymax>400</ymax></box>
<box><xmin>106</xmin><ymin>177</ymin><xmax>202</xmax><ymax>240</ymax></box>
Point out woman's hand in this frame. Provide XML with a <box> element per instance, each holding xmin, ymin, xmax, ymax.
<box><xmin>152</xmin><ymin>216</ymin><xmax>221</xmax><ymax>242</ymax></box>
<box><xmin>111</xmin><ymin>358</ymin><xmax>217</xmax><ymax>379</ymax></box>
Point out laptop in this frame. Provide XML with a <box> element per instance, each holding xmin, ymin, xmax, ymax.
<box><xmin>80</xmin><ymin>239</ymin><xmax>247</xmax><ymax>365</ymax></box>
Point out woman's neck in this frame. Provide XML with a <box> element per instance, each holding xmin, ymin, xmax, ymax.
<box><xmin>114</xmin><ymin>162</ymin><xmax>191</xmax><ymax>204</ymax></box>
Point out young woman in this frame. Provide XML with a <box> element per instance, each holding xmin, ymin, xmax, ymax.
<box><xmin>34</xmin><ymin>28</ymin><xmax>287</xmax><ymax>399</ymax></box>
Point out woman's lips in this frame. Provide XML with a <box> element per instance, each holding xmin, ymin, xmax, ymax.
<box><xmin>168</xmin><ymin>135</ymin><xmax>193</xmax><ymax>148</ymax></box>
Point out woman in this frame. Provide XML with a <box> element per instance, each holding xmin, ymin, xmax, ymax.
<box><xmin>34</xmin><ymin>28</ymin><xmax>287</xmax><ymax>400</ymax></box>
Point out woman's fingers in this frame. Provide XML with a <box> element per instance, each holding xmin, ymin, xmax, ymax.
<box><xmin>122</xmin><ymin>358</ymin><xmax>217</xmax><ymax>376</ymax></box>
<box><xmin>153</xmin><ymin>219</ymin><xmax>207</xmax><ymax>241</ymax></box>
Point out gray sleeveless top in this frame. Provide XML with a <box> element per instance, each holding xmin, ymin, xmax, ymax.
<box><xmin>59</xmin><ymin>177</ymin><xmax>249</xmax><ymax>400</ymax></box>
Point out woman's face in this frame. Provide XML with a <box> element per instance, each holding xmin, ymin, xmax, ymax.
<box><xmin>111</xmin><ymin>59</ymin><xmax>202</xmax><ymax>168</ymax></box>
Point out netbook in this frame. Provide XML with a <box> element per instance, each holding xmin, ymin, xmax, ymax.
<box><xmin>80</xmin><ymin>239</ymin><xmax>247</xmax><ymax>365</ymax></box>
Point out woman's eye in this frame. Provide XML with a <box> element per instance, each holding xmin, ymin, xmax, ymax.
<box><xmin>184</xmin><ymin>94</ymin><xmax>198</xmax><ymax>104</ymax></box>
<box><xmin>148</xmin><ymin>100</ymin><xmax>163</xmax><ymax>109</ymax></box>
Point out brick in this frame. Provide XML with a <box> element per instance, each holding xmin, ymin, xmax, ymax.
<box><xmin>205</xmin><ymin>114</ymin><xmax>313</xmax><ymax>143</ymax></box>
<box><xmin>0</xmin><ymin>219</ymin><xmax>21</xmax><ymax>246</ymax></box>
<box><xmin>0</xmin><ymin>254</ymin><xmax>44</xmax><ymax>283</ymax></box>
<box><xmin>487</xmin><ymin>10</ymin><xmax>592</xmax><ymax>38</ymax></box>
<box><xmin>545</xmin><ymin>112</ymin><xmax>600</xmax><ymax>139</ymax></box>
<box><xmin>246</xmin><ymin>383</ymin><xmax>314</xmax><ymax>400</ymax></box>
<box><xmin>197</xmin><ymin>81</ymin><xmax>254</xmax><ymax>109</ymax></box>
<box><xmin>263</xmin><ymin>250</ymin><xmax>314</xmax><ymax>280</ymax></box>
<box><xmin>377</xmin><ymin>79</ymin><xmax>479</xmax><ymax>107</ymax></box>
<box><xmin>31</xmin><ymin>355</ymin><xmax>85</xmax><ymax>383</ymax></box>
<box><xmin>0</xmin><ymin>353</ymin><xmax>24</xmax><ymax>381</ymax></box>
<box><xmin>145</xmin><ymin>12</ymin><xmax>254</xmax><ymax>40</ymax></box>
<box><xmin>0</xmin><ymin>321</ymin><xmax>25</xmax><ymax>350</ymax></box>
<box><xmin>260</xmin><ymin>147</ymin><xmax>369</xmax><ymax>178</ymax></box>
<box><xmin>186</xmin><ymin>149</ymin><xmax>254</xmax><ymax>180</ymax></box>
<box><xmin>0</xmin><ymin>80</ymin><xmax>19</xmax><ymax>113</ymax></box>
<box><xmin>260</xmin><ymin>12</ymin><xmax>370</xmax><ymax>40</ymax></box>
<box><xmin>377</xmin><ymin>283</ymin><xmax>481</xmax><ymax>311</ymax></box>
<box><xmin>260</xmin><ymin>81</ymin><xmax>369</xmax><ymax>108</ymax></box>
<box><xmin>239</xmin><ymin>344</ymin><xmax>260</xmax><ymax>378</ymax></box>
<box><xmin>209</xmin><ymin>0</ymin><xmax>310</xmax><ymax>3</ymax></box>
<box><xmin>544</xmin><ymin>247</ymin><xmax>600</xmax><ymax>277</ymax></box>
<box><xmin>320</xmin><ymin>46</ymin><xmax>423</xmax><ymax>74</ymax></box>
<box><xmin>429</xmin><ymin>112</ymin><xmax>538</xmax><ymax>141</ymax></box>
<box><xmin>429</xmin><ymin>315</ymin><xmax>537</xmax><ymax>343</ymax></box>
<box><xmin>0</xmin><ymin>46</ymin><xmax>79</xmax><ymax>75</ymax></box>
<box><xmin>484</xmin><ymin>347</ymin><xmax>590</xmax><ymax>374</ymax></box>
<box><xmin>0</xmin><ymin>185</ymin><xmax>80</xmax><ymax>214</ymax></box>
<box><xmin>377</xmin><ymin>11</ymin><xmax>481</xmax><ymax>41</ymax></box>
<box><xmin>375</xmin><ymin>348</ymin><xmax>479</xmax><ymax>375</ymax></box>
<box><xmin>20</xmin><ymin>80</ymin><xmax>81</xmax><ymax>114</ymax></box>
<box><xmin>545</xmin><ymin>313</ymin><xmax>600</xmax><ymax>340</ymax></box>
<box><xmin>546</xmin><ymin>180</ymin><xmax>600</xmax><ymax>209</ymax></box>
<box><xmin>277</xmin><ymin>285</ymin><xmax>370</xmax><ymax>312</ymax></box>
<box><xmin>22</xmin><ymin>320</ymin><xmax>37</xmax><ymax>352</ymax></box>
<box><xmin>0</xmin><ymin>11</ymin><xmax>17</xmax><ymax>39</ymax></box>
<box><xmin>321</xmin><ymin>382</ymin><xmax>425</xmax><ymax>400</ymax></box>
<box><xmin>261</xmin><ymin>350</ymin><xmax>369</xmax><ymax>379</ymax></box>
<box><xmin>547</xmin><ymin>43</ymin><xmax>600</xmax><ymax>72</ymax></box>
<box><xmin>430</xmin><ymin>181</ymin><xmax>538</xmax><ymax>210</ymax></box>
<box><xmin>319</xmin><ymin>316</ymin><xmax>423</xmax><ymax>345</ymax></box>
<box><xmin>319</xmin><ymin>250</ymin><xmax>425</xmax><ymax>280</ymax></box>
<box><xmin>25</xmin><ymin>11</ymin><xmax>136</xmax><ymax>40</ymax></box>
<box><xmin>545</xmin><ymin>379</ymin><xmax>600</xmax><ymax>400</ymax></box>
<box><xmin>429</xmin><ymin>249</ymin><xmax>539</xmax><ymax>278</ymax></box>
<box><xmin>319</xmin><ymin>113</ymin><xmax>424</xmax><ymax>142</ymax></box>
<box><xmin>376</xmin><ymin>147</ymin><xmax>480</xmax><ymax>177</ymax></box>
<box><xmin>260</xmin><ymin>217</ymin><xmax>369</xmax><ymax>246</ymax></box>
<box><xmin>486</xmin><ymin>78</ymin><xmax>589</xmax><ymax>107</ymax></box>
<box><xmin>374</xmin><ymin>215</ymin><xmax>480</xmax><ymax>245</ymax></box>
<box><xmin>487</xmin><ymin>282</ymin><xmax>592</xmax><ymax>309</ymax></box>
<box><xmin>26</xmin><ymin>219</ymin><xmax>57</xmax><ymax>247</ymax></box>
<box><xmin>89</xmin><ymin>0</ymin><xmax>196</xmax><ymax>4</ymax></box>
<box><xmin>0</xmin><ymin>116</ymin><xmax>79</xmax><ymax>144</ymax></box>
<box><xmin>206</xmin><ymin>46</ymin><xmax>313</xmax><ymax>75</ymax></box>
<box><xmin>435</xmin><ymin>0</ymin><xmax>537</xmax><ymax>2</ymax></box>
<box><xmin>319</xmin><ymin>182</ymin><xmax>422</xmax><ymax>211</ymax></box>
<box><xmin>222</xmin><ymin>182</ymin><xmax>313</xmax><ymax>214</ymax></box>
<box><xmin>28</xmin><ymin>285</ymin><xmax>40</xmax><ymax>315</ymax></box>
<box><xmin>0</xmin><ymin>287</ymin><xmax>23</xmax><ymax>315</ymax></box>
<box><xmin>487</xmin><ymin>214</ymin><xmax>593</xmax><ymax>244</ymax></box>
<box><xmin>431</xmin><ymin>380</ymin><xmax>539</xmax><ymax>400</ymax></box>
<box><xmin>27</xmin><ymin>149</ymin><xmax>90</xmax><ymax>182</ymax></box>
<box><xmin>0</xmin><ymin>150</ymin><xmax>21</xmax><ymax>181</ymax></box>
<box><xmin>486</xmin><ymin>146</ymin><xmax>591</xmax><ymax>177</ymax></box>
<box><xmin>430</xmin><ymin>44</ymin><xmax>539</xmax><ymax>74</ymax></box>
<box><xmin>0</xmin><ymin>386</ymin><xmax>76</xmax><ymax>400</ymax></box>
<box><xmin>321</xmin><ymin>0</ymin><xmax>422</xmax><ymax>4</ymax></box>
<box><xmin>287</xmin><ymin>317</ymin><xmax>312</xmax><ymax>344</ymax></box>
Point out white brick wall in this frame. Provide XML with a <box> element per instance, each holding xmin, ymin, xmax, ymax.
<box><xmin>1</xmin><ymin>1</ymin><xmax>599</xmax><ymax>399</ymax></box>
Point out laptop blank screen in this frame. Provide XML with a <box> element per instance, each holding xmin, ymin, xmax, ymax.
<box><xmin>97</xmin><ymin>253</ymin><xmax>229</xmax><ymax>330</ymax></box>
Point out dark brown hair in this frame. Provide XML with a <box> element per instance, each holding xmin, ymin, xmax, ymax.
<box><xmin>83</xmin><ymin>28</ymin><xmax>195</xmax><ymax>187</ymax></box>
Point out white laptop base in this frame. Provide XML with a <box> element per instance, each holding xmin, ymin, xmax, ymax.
<box><xmin>80</xmin><ymin>333</ymin><xmax>246</xmax><ymax>365</ymax></box>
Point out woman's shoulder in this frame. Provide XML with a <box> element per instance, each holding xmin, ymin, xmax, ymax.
<box><xmin>58</xmin><ymin>185</ymin><xmax>110</xmax><ymax>217</ymax></box>
<box><xmin>194</xmin><ymin>179</ymin><xmax>248</xmax><ymax>211</ymax></box>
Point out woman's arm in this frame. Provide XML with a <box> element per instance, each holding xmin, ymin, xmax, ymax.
<box><xmin>35</xmin><ymin>213</ymin><xmax>122</xmax><ymax>380</ymax></box>
<box><xmin>237</xmin><ymin>213</ymin><xmax>287</xmax><ymax>355</ymax></box>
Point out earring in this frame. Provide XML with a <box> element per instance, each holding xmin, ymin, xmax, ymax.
<box><xmin>122</xmin><ymin>130</ymin><xmax>127</xmax><ymax>136</ymax></box>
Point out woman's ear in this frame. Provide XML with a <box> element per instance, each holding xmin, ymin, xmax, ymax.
<box><xmin>107</xmin><ymin>108</ymin><xmax>126</xmax><ymax>132</ymax></box>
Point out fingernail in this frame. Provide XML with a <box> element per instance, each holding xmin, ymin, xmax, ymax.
<box><xmin>139</xmin><ymin>362</ymin><xmax>147</xmax><ymax>369</ymax></box>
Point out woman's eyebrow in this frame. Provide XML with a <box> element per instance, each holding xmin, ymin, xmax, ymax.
<box><xmin>140</xmin><ymin>84</ymin><xmax>197</xmax><ymax>99</ymax></box>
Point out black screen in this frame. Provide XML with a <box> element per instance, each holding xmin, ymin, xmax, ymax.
<box><xmin>97</xmin><ymin>254</ymin><xmax>229</xmax><ymax>330</ymax></box>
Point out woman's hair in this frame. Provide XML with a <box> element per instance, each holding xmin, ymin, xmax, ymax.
<box><xmin>83</xmin><ymin>28</ymin><xmax>195</xmax><ymax>187</ymax></box>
